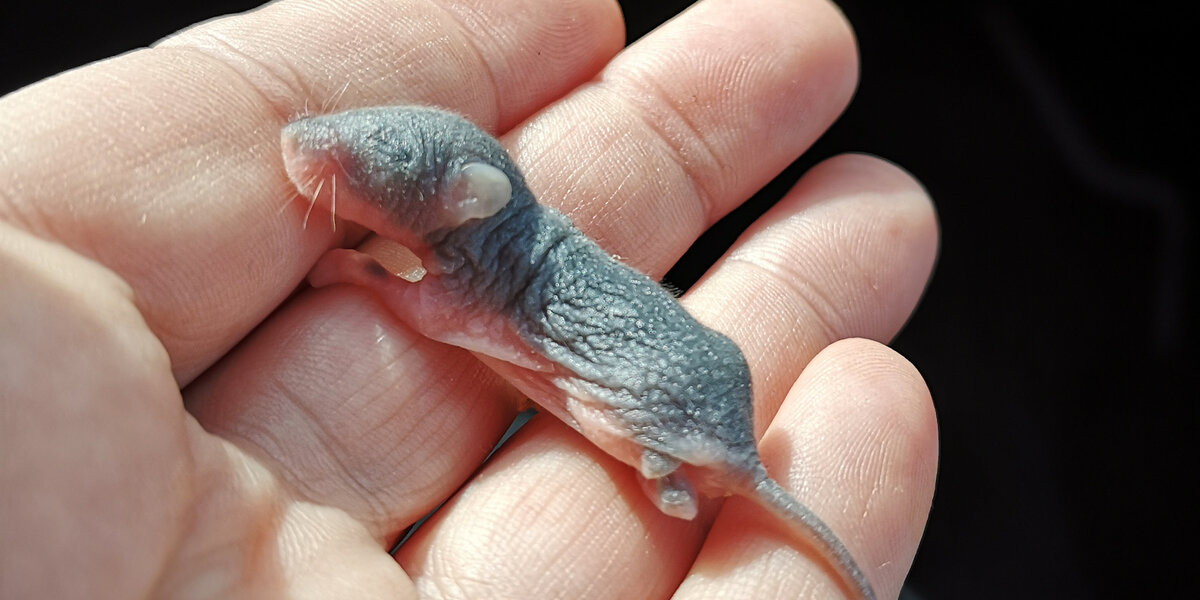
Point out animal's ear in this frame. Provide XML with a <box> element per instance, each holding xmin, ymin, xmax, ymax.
<box><xmin>442</xmin><ymin>162</ymin><xmax>512</xmax><ymax>225</ymax></box>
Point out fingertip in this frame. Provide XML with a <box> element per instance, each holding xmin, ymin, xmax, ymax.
<box><xmin>773</xmin><ymin>337</ymin><xmax>938</xmax><ymax>598</ymax></box>
<box><xmin>789</xmin><ymin>336</ymin><xmax>937</xmax><ymax>443</ymax></box>
<box><xmin>809</xmin><ymin>152</ymin><xmax>941</xmax><ymax>337</ymax></box>
<box><xmin>729</xmin><ymin>151</ymin><xmax>939</xmax><ymax>345</ymax></box>
<box><xmin>799</xmin><ymin>152</ymin><xmax>937</xmax><ymax>237</ymax></box>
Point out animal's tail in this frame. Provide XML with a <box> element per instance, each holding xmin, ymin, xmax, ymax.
<box><xmin>750</xmin><ymin>476</ymin><xmax>877</xmax><ymax>600</ymax></box>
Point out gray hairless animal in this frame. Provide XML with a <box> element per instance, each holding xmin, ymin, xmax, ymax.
<box><xmin>280</xmin><ymin>106</ymin><xmax>876</xmax><ymax>600</ymax></box>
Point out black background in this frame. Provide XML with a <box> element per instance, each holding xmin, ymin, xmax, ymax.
<box><xmin>2</xmin><ymin>1</ymin><xmax>1194</xmax><ymax>598</ymax></box>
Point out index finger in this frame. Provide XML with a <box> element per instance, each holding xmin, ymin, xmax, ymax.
<box><xmin>0</xmin><ymin>0</ymin><xmax>624</xmax><ymax>381</ymax></box>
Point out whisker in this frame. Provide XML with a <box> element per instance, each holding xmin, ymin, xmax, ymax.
<box><xmin>303</xmin><ymin>178</ymin><xmax>325</xmax><ymax>230</ymax></box>
<box><xmin>325</xmin><ymin>81</ymin><xmax>352</xmax><ymax>113</ymax></box>
<box><xmin>300</xmin><ymin>173</ymin><xmax>322</xmax><ymax>196</ymax></box>
<box><xmin>330</xmin><ymin>173</ymin><xmax>338</xmax><ymax>231</ymax></box>
<box><xmin>277</xmin><ymin>192</ymin><xmax>301</xmax><ymax>216</ymax></box>
<box><xmin>278</xmin><ymin>172</ymin><xmax>322</xmax><ymax>217</ymax></box>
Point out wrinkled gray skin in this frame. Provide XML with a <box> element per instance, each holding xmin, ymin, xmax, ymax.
<box><xmin>282</xmin><ymin>107</ymin><xmax>875</xmax><ymax>600</ymax></box>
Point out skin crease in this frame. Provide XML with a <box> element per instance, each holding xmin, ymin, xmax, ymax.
<box><xmin>0</xmin><ymin>1</ymin><xmax>938</xmax><ymax>599</ymax></box>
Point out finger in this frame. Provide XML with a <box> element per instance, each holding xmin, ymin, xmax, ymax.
<box><xmin>394</xmin><ymin>154</ymin><xmax>935</xmax><ymax>596</ymax></box>
<box><xmin>675</xmin><ymin>338</ymin><xmax>937</xmax><ymax>600</ymax></box>
<box><xmin>396</xmin><ymin>415</ymin><xmax>710</xmax><ymax>599</ymax></box>
<box><xmin>688</xmin><ymin>153</ymin><xmax>937</xmax><ymax>428</ymax></box>
<box><xmin>184</xmin><ymin>286</ymin><xmax>522</xmax><ymax>539</ymax></box>
<box><xmin>0</xmin><ymin>0</ymin><xmax>624</xmax><ymax>381</ymax></box>
<box><xmin>506</xmin><ymin>0</ymin><xmax>858</xmax><ymax>276</ymax></box>
<box><xmin>0</xmin><ymin>221</ymin><xmax>189</xmax><ymax>598</ymax></box>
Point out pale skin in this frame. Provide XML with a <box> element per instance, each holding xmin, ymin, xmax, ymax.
<box><xmin>0</xmin><ymin>0</ymin><xmax>938</xmax><ymax>599</ymax></box>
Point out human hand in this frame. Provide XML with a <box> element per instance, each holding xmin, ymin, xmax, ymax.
<box><xmin>0</xmin><ymin>0</ymin><xmax>938</xmax><ymax>598</ymax></box>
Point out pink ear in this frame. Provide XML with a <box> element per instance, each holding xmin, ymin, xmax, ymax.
<box><xmin>443</xmin><ymin>162</ymin><xmax>513</xmax><ymax>225</ymax></box>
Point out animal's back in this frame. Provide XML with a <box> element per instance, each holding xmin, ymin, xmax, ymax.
<box><xmin>432</xmin><ymin>202</ymin><xmax>762</xmax><ymax>473</ymax></box>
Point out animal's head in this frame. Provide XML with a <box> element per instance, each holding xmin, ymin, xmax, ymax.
<box><xmin>281</xmin><ymin>106</ymin><xmax>523</xmax><ymax>244</ymax></box>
